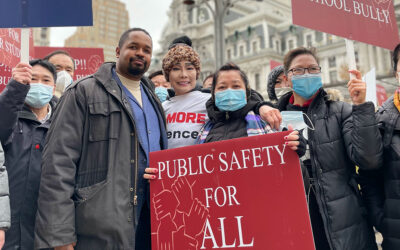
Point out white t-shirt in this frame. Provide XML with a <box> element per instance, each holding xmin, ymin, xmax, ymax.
<box><xmin>162</xmin><ymin>91</ymin><xmax>211</xmax><ymax>149</ymax></box>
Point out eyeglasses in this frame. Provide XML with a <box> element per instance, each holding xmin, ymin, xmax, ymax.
<box><xmin>287</xmin><ymin>66</ymin><xmax>322</xmax><ymax>75</ymax></box>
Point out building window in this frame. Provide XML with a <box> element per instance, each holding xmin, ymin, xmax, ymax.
<box><xmin>329</xmin><ymin>71</ymin><xmax>338</xmax><ymax>83</ymax></box>
<box><xmin>275</xmin><ymin>40</ymin><xmax>280</xmax><ymax>53</ymax></box>
<box><xmin>355</xmin><ymin>51</ymin><xmax>359</xmax><ymax>64</ymax></box>
<box><xmin>227</xmin><ymin>49</ymin><xmax>231</xmax><ymax>60</ymax></box>
<box><xmin>306</xmin><ymin>34</ymin><xmax>312</xmax><ymax>47</ymax></box>
<box><xmin>252</xmin><ymin>41</ymin><xmax>257</xmax><ymax>53</ymax></box>
<box><xmin>328</xmin><ymin>57</ymin><xmax>336</xmax><ymax>68</ymax></box>
<box><xmin>255</xmin><ymin>73</ymin><xmax>260</xmax><ymax>91</ymax></box>
<box><xmin>327</xmin><ymin>35</ymin><xmax>333</xmax><ymax>44</ymax></box>
<box><xmin>240</xmin><ymin>46</ymin><xmax>244</xmax><ymax>57</ymax></box>
<box><xmin>288</xmin><ymin>39</ymin><xmax>294</xmax><ymax>50</ymax></box>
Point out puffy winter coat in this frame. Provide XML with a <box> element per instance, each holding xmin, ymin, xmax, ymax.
<box><xmin>358</xmin><ymin>96</ymin><xmax>400</xmax><ymax>250</ymax></box>
<box><xmin>277</xmin><ymin>90</ymin><xmax>382</xmax><ymax>250</ymax></box>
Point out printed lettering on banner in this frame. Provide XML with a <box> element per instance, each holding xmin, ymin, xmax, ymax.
<box><xmin>150</xmin><ymin>132</ymin><xmax>314</xmax><ymax>250</ymax></box>
<box><xmin>292</xmin><ymin>0</ymin><xmax>399</xmax><ymax>50</ymax></box>
<box><xmin>34</xmin><ymin>46</ymin><xmax>104</xmax><ymax>81</ymax></box>
<box><xmin>0</xmin><ymin>28</ymin><xmax>34</xmax><ymax>92</ymax></box>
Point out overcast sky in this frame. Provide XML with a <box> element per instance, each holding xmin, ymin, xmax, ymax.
<box><xmin>50</xmin><ymin>0</ymin><xmax>173</xmax><ymax>52</ymax></box>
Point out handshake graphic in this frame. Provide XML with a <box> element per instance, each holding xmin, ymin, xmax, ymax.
<box><xmin>153</xmin><ymin>176</ymin><xmax>209</xmax><ymax>250</ymax></box>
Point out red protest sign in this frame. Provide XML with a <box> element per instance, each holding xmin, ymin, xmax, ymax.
<box><xmin>0</xmin><ymin>28</ymin><xmax>34</xmax><ymax>92</ymax></box>
<box><xmin>150</xmin><ymin>132</ymin><xmax>314</xmax><ymax>250</ymax></box>
<box><xmin>34</xmin><ymin>46</ymin><xmax>104</xmax><ymax>81</ymax></box>
<box><xmin>376</xmin><ymin>83</ymin><xmax>388</xmax><ymax>106</ymax></box>
<box><xmin>292</xmin><ymin>0</ymin><xmax>399</xmax><ymax>50</ymax></box>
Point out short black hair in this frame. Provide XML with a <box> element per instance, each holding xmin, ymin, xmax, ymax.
<box><xmin>30</xmin><ymin>59</ymin><xmax>57</xmax><ymax>83</ymax></box>
<box><xmin>118</xmin><ymin>28</ymin><xmax>152</xmax><ymax>48</ymax></box>
<box><xmin>168</xmin><ymin>35</ymin><xmax>192</xmax><ymax>50</ymax></box>
<box><xmin>43</xmin><ymin>50</ymin><xmax>75</xmax><ymax>69</ymax></box>
<box><xmin>283</xmin><ymin>47</ymin><xmax>319</xmax><ymax>75</ymax></box>
<box><xmin>393</xmin><ymin>43</ymin><xmax>400</xmax><ymax>73</ymax></box>
<box><xmin>202</xmin><ymin>73</ymin><xmax>214</xmax><ymax>86</ymax></box>
<box><xmin>148</xmin><ymin>70</ymin><xmax>164</xmax><ymax>80</ymax></box>
<box><xmin>212</xmin><ymin>62</ymin><xmax>250</xmax><ymax>99</ymax></box>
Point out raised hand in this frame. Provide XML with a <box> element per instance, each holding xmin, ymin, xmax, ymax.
<box><xmin>347</xmin><ymin>70</ymin><xmax>366</xmax><ymax>105</ymax></box>
<box><xmin>172</xmin><ymin>176</ymin><xmax>193</xmax><ymax>215</ymax></box>
<box><xmin>12</xmin><ymin>62</ymin><xmax>32</xmax><ymax>85</ymax></box>
<box><xmin>184</xmin><ymin>198</ymin><xmax>209</xmax><ymax>237</ymax></box>
<box><xmin>153</xmin><ymin>189</ymin><xmax>179</xmax><ymax>220</ymax></box>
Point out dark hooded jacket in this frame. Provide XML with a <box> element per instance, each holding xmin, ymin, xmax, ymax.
<box><xmin>0</xmin><ymin>80</ymin><xmax>57</xmax><ymax>250</ymax></box>
<box><xmin>277</xmin><ymin>90</ymin><xmax>382</xmax><ymax>250</ymax></box>
<box><xmin>358</xmin><ymin>96</ymin><xmax>400</xmax><ymax>250</ymax></box>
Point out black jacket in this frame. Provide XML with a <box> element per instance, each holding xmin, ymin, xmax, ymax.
<box><xmin>35</xmin><ymin>62</ymin><xmax>168</xmax><ymax>249</ymax></box>
<box><xmin>204</xmin><ymin>91</ymin><xmax>261</xmax><ymax>142</ymax></box>
<box><xmin>277</xmin><ymin>90</ymin><xmax>382</xmax><ymax>250</ymax></box>
<box><xmin>358</xmin><ymin>96</ymin><xmax>400</xmax><ymax>250</ymax></box>
<box><xmin>0</xmin><ymin>80</ymin><xmax>57</xmax><ymax>250</ymax></box>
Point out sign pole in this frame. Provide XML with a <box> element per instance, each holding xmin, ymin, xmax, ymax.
<box><xmin>20</xmin><ymin>28</ymin><xmax>30</xmax><ymax>63</ymax></box>
<box><xmin>345</xmin><ymin>38</ymin><xmax>357</xmax><ymax>80</ymax></box>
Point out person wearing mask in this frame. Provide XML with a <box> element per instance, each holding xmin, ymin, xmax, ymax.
<box><xmin>0</xmin><ymin>143</ymin><xmax>10</xmax><ymax>250</ymax></box>
<box><xmin>0</xmin><ymin>60</ymin><xmax>57</xmax><ymax>249</ymax></box>
<box><xmin>358</xmin><ymin>43</ymin><xmax>400</xmax><ymax>250</ymax></box>
<box><xmin>267</xmin><ymin>65</ymin><xmax>291</xmax><ymax>103</ymax></box>
<box><xmin>149</xmin><ymin>70</ymin><xmax>170</xmax><ymax>103</ymax></box>
<box><xmin>43</xmin><ymin>50</ymin><xmax>75</xmax><ymax>78</ymax></box>
<box><xmin>43</xmin><ymin>50</ymin><xmax>75</xmax><ymax>97</ymax></box>
<box><xmin>276</xmin><ymin>47</ymin><xmax>381</xmax><ymax>250</ymax></box>
<box><xmin>195</xmin><ymin>63</ymin><xmax>303</xmax><ymax>154</ymax></box>
<box><xmin>35</xmin><ymin>28</ymin><xmax>167</xmax><ymax>250</ymax></box>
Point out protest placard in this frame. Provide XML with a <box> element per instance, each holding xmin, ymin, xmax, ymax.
<box><xmin>150</xmin><ymin>132</ymin><xmax>314</xmax><ymax>250</ymax></box>
<box><xmin>292</xmin><ymin>0</ymin><xmax>399</xmax><ymax>50</ymax></box>
<box><xmin>34</xmin><ymin>46</ymin><xmax>104</xmax><ymax>81</ymax></box>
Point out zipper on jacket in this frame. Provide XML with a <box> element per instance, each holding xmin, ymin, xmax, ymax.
<box><xmin>134</xmin><ymin>135</ymin><xmax>138</xmax><ymax>206</ymax></box>
<box><xmin>309</xmin><ymin>125</ymin><xmax>335</xmax><ymax>249</ymax></box>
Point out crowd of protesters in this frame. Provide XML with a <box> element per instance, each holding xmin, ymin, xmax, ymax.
<box><xmin>0</xmin><ymin>26</ymin><xmax>399</xmax><ymax>250</ymax></box>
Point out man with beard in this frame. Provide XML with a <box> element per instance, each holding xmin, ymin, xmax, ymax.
<box><xmin>34</xmin><ymin>28</ymin><xmax>167</xmax><ymax>250</ymax></box>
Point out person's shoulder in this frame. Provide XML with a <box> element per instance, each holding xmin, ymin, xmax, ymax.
<box><xmin>193</xmin><ymin>90</ymin><xmax>211</xmax><ymax>100</ymax></box>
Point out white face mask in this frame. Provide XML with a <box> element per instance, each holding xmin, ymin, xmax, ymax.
<box><xmin>55</xmin><ymin>70</ymin><xmax>73</xmax><ymax>94</ymax></box>
<box><xmin>275</xmin><ymin>87</ymin><xmax>292</xmax><ymax>99</ymax></box>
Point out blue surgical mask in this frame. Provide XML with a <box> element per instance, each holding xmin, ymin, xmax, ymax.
<box><xmin>281</xmin><ymin>111</ymin><xmax>308</xmax><ymax>130</ymax></box>
<box><xmin>291</xmin><ymin>73</ymin><xmax>322</xmax><ymax>99</ymax></box>
<box><xmin>215</xmin><ymin>89</ymin><xmax>247</xmax><ymax>112</ymax></box>
<box><xmin>155</xmin><ymin>87</ymin><xmax>168</xmax><ymax>103</ymax></box>
<box><xmin>25</xmin><ymin>83</ymin><xmax>54</xmax><ymax>108</ymax></box>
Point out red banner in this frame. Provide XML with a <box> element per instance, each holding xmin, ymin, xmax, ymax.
<box><xmin>292</xmin><ymin>0</ymin><xmax>399</xmax><ymax>50</ymax></box>
<box><xmin>0</xmin><ymin>28</ymin><xmax>34</xmax><ymax>92</ymax></box>
<box><xmin>34</xmin><ymin>46</ymin><xmax>104</xmax><ymax>81</ymax></box>
<box><xmin>376</xmin><ymin>83</ymin><xmax>388</xmax><ymax>106</ymax></box>
<box><xmin>150</xmin><ymin>132</ymin><xmax>314</xmax><ymax>250</ymax></box>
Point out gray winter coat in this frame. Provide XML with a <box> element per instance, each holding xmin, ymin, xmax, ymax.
<box><xmin>35</xmin><ymin>63</ymin><xmax>168</xmax><ymax>249</ymax></box>
<box><xmin>0</xmin><ymin>143</ymin><xmax>10</xmax><ymax>230</ymax></box>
